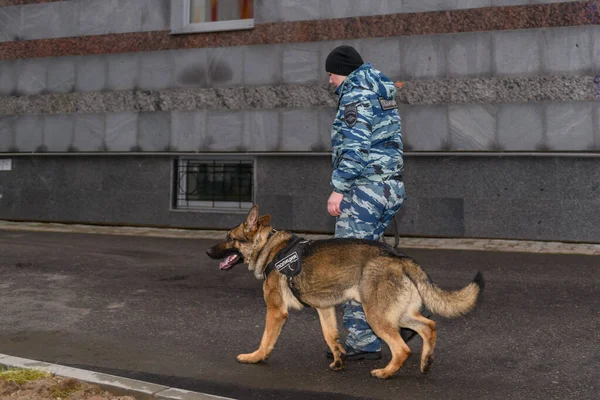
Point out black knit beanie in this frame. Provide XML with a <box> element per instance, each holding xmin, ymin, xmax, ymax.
<box><xmin>325</xmin><ymin>45</ymin><xmax>364</xmax><ymax>76</ymax></box>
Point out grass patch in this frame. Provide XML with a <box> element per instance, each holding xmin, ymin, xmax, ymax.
<box><xmin>0</xmin><ymin>367</ymin><xmax>50</xmax><ymax>385</ymax></box>
<box><xmin>0</xmin><ymin>368</ymin><xmax>87</xmax><ymax>399</ymax></box>
<box><xmin>50</xmin><ymin>377</ymin><xmax>85</xmax><ymax>399</ymax></box>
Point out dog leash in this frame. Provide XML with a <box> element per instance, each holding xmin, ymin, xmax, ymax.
<box><xmin>392</xmin><ymin>214</ymin><xmax>399</xmax><ymax>248</ymax></box>
<box><xmin>381</xmin><ymin>214</ymin><xmax>400</xmax><ymax>248</ymax></box>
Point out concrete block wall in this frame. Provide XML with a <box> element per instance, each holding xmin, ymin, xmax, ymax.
<box><xmin>2</xmin><ymin>1</ymin><xmax>584</xmax><ymax>42</ymax></box>
<box><xmin>0</xmin><ymin>0</ymin><xmax>170</xmax><ymax>42</ymax></box>
<box><xmin>3</xmin><ymin>25</ymin><xmax>597</xmax><ymax>94</ymax></box>
<box><xmin>0</xmin><ymin>0</ymin><xmax>598</xmax><ymax>243</ymax></box>
<box><xmin>0</xmin><ymin>109</ymin><xmax>334</xmax><ymax>152</ymax></box>
<box><xmin>3</xmin><ymin>102</ymin><xmax>599</xmax><ymax>153</ymax></box>
<box><xmin>1</xmin><ymin>24</ymin><xmax>599</xmax><ymax>153</ymax></box>
<box><xmin>401</xmin><ymin>102</ymin><xmax>599</xmax><ymax>152</ymax></box>
<box><xmin>0</xmin><ymin>155</ymin><xmax>598</xmax><ymax>243</ymax></box>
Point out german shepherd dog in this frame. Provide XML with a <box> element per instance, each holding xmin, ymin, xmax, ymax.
<box><xmin>207</xmin><ymin>205</ymin><xmax>484</xmax><ymax>379</ymax></box>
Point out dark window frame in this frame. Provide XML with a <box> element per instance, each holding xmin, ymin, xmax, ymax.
<box><xmin>173</xmin><ymin>158</ymin><xmax>254</xmax><ymax>211</ymax></box>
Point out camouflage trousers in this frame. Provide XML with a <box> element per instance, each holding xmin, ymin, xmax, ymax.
<box><xmin>336</xmin><ymin>180</ymin><xmax>406</xmax><ymax>352</ymax></box>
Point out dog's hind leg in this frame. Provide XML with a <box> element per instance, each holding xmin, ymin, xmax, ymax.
<box><xmin>237</xmin><ymin>278</ymin><xmax>288</xmax><ymax>364</ymax></box>
<box><xmin>368</xmin><ymin>322</ymin><xmax>411</xmax><ymax>379</ymax></box>
<box><xmin>317</xmin><ymin>307</ymin><xmax>346</xmax><ymax>371</ymax></box>
<box><xmin>363</xmin><ymin>303</ymin><xmax>411</xmax><ymax>379</ymax></box>
<box><xmin>401</xmin><ymin>312</ymin><xmax>437</xmax><ymax>374</ymax></box>
<box><xmin>359</xmin><ymin>261</ymin><xmax>412</xmax><ymax>379</ymax></box>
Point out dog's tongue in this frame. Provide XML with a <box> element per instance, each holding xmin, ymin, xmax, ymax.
<box><xmin>219</xmin><ymin>254</ymin><xmax>239</xmax><ymax>270</ymax></box>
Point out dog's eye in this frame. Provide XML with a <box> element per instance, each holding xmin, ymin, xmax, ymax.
<box><xmin>226</xmin><ymin>234</ymin><xmax>233</xmax><ymax>242</ymax></box>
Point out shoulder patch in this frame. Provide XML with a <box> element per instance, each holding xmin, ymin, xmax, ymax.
<box><xmin>378</xmin><ymin>98</ymin><xmax>398</xmax><ymax>111</ymax></box>
<box><xmin>344</xmin><ymin>104</ymin><xmax>358</xmax><ymax>127</ymax></box>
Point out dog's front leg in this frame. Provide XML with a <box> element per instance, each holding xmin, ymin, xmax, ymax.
<box><xmin>237</xmin><ymin>305</ymin><xmax>287</xmax><ymax>364</ymax></box>
<box><xmin>238</xmin><ymin>278</ymin><xmax>288</xmax><ymax>364</ymax></box>
<box><xmin>317</xmin><ymin>307</ymin><xmax>346</xmax><ymax>371</ymax></box>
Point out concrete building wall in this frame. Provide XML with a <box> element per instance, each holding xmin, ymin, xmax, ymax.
<box><xmin>0</xmin><ymin>0</ymin><xmax>598</xmax><ymax>243</ymax></box>
<box><xmin>2</xmin><ymin>100</ymin><xmax>599</xmax><ymax>153</ymax></box>
<box><xmin>1</xmin><ymin>0</ymin><xmax>584</xmax><ymax>43</ymax></box>
<box><xmin>1</xmin><ymin>24</ymin><xmax>599</xmax><ymax>152</ymax></box>
<box><xmin>1</xmin><ymin>155</ymin><xmax>599</xmax><ymax>243</ymax></box>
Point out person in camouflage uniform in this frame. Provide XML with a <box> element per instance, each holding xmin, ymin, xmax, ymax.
<box><xmin>325</xmin><ymin>45</ymin><xmax>406</xmax><ymax>361</ymax></box>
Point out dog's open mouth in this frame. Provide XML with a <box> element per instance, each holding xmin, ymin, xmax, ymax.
<box><xmin>219</xmin><ymin>253</ymin><xmax>242</xmax><ymax>270</ymax></box>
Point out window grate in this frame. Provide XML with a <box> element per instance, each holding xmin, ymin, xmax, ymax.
<box><xmin>174</xmin><ymin>159</ymin><xmax>253</xmax><ymax>210</ymax></box>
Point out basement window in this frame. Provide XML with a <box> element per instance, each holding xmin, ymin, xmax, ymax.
<box><xmin>173</xmin><ymin>158</ymin><xmax>254</xmax><ymax>210</ymax></box>
<box><xmin>171</xmin><ymin>0</ymin><xmax>254</xmax><ymax>34</ymax></box>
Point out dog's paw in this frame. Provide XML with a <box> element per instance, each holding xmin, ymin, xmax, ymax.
<box><xmin>421</xmin><ymin>355</ymin><xmax>434</xmax><ymax>374</ymax></box>
<box><xmin>237</xmin><ymin>352</ymin><xmax>263</xmax><ymax>364</ymax></box>
<box><xmin>370</xmin><ymin>368</ymin><xmax>393</xmax><ymax>379</ymax></box>
<box><xmin>329</xmin><ymin>360</ymin><xmax>344</xmax><ymax>371</ymax></box>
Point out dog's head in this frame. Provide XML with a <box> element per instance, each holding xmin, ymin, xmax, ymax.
<box><xmin>206</xmin><ymin>204</ymin><xmax>271</xmax><ymax>271</ymax></box>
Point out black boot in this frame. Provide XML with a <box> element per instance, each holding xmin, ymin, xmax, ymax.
<box><xmin>401</xmin><ymin>308</ymin><xmax>433</xmax><ymax>343</ymax></box>
<box><xmin>326</xmin><ymin>346</ymin><xmax>382</xmax><ymax>361</ymax></box>
<box><xmin>400</xmin><ymin>328</ymin><xmax>417</xmax><ymax>343</ymax></box>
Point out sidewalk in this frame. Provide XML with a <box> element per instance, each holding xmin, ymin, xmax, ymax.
<box><xmin>0</xmin><ymin>220</ymin><xmax>599</xmax><ymax>256</ymax></box>
<box><xmin>0</xmin><ymin>353</ymin><xmax>235</xmax><ymax>400</ymax></box>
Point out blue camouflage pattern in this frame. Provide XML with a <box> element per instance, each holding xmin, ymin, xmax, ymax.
<box><xmin>336</xmin><ymin>181</ymin><xmax>405</xmax><ymax>240</ymax></box>
<box><xmin>330</xmin><ymin>63</ymin><xmax>404</xmax><ymax>194</ymax></box>
<box><xmin>342</xmin><ymin>300</ymin><xmax>381</xmax><ymax>352</ymax></box>
<box><xmin>336</xmin><ymin>180</ymin><xmax>405</xmax><ymax>352</ymax></box>
<box><xmin>330</xmin><ymin>63</ymin><xmax>406</xmax><ymax>352</ymax></box>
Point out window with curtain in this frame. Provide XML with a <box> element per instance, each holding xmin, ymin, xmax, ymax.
<box><xmin>190</xmin><ymin>0</ymin><xmax>254</xmax><ymax>23</ymax></box>
<box><xmin>172</xmin><ymin>0</ymin><xmax>254</xmax><ymax>34</ymax></box>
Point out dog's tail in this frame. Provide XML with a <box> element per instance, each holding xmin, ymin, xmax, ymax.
<box><xmin>403</xmin><ymin>261</ymin><xmax>485</xmax><ymax>318</ymax></box>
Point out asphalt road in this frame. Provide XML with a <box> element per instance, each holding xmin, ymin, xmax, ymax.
<box><xmin>0</xmin><ymin>230</ymin><xmax>597</xmax><ymax>400</ymax></box>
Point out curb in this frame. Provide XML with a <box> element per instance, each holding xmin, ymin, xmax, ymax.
<box><xmin>0</xmin><ymin>353</ymin><xmax>235</xmax><ymax>400</ymax></box>
<box><xmin>1</xmin><ymin>220</ymin><xmax>599</xmax><ymax>256</ymax></box>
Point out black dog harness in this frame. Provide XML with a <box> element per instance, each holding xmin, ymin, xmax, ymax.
<box><xmin>263</xmin><ymin>234</ymin><xmax>312</xmax><ymax>308</ymax></box>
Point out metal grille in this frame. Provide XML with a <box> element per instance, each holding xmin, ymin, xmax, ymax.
<box><xmin>174</xmin><ymin>159</ymin><xmax>253</xmax><ymax>210</ymax></box>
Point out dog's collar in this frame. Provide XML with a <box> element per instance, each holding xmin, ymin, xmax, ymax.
<box><xmin>258</xmin><ymin>229</ymin><xmax>277</xmax><ymax>250</ymax></box>
<box><xmin>253</xmin><ymin>229</ymin><xmax>277</xmax><ymax>265</ymax></box>
<box><xmin>253</xmin><ymin>229</ymin><xmax>276</xmax><ymax>248</ymax></box>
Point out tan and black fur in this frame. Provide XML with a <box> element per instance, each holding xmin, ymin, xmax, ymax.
<box><xmin>207</xmin><ymin>205</ymin><xmax>484</xmax><ymax>379</ymax></box>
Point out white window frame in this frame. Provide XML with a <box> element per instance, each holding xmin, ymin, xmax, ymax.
<box><xmin>170</xmin><ymin>0</ymin><xmax>255</xmax><ymax>35</ymax></box>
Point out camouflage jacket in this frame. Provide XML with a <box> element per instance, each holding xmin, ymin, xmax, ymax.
<box><xmin>330</xmin><ymin>63</ymin><xmax>403</xmax><ymax>194</ymax></box>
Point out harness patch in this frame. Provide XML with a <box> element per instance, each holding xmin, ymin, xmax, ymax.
<box><xmin>264</xmin><ymin>235</ymin><xmax>313</xmax><ymax>307</ymax></box>
<box><xmin>265</xmin><ymin>235</ymin><xmax>311</xmax><ymax>280</ymax></box>
<box><xmin>344</xmin><ymin>104</ymin><xmax>358</xmax><ymax>127</ymax></box>
<box><xmin>275</xmin><ymin>252</ymin><xmax>299</xmax><ymax>273</ymax></box>
<box><xmin>378</xmin><ymin>97</ymin><xmax>398</xmax><ymax>111</ymax></box>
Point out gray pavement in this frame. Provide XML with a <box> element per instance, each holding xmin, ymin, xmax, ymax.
<box><xmin>1</xmin><ymin>220</ymin><xmax>599</xmax><ymax>255</ymax></box>
<box><xmin>0</xmin><ymin>228</ymin><xmax>598</xmax><ymax>400</ymax></box>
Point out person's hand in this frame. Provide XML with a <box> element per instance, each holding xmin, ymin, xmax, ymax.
<box><xmin>327</xmin><ymin>191</ymin><xmax>344</xmax><ymax>217</ymax></box>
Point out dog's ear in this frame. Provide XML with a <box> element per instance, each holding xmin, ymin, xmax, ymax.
<box><xmin>258</xmin><ymin>214</ymin><xmax>271</xmax><ymax>227</ymax></box>
<box><xmin>244</xmin><ymin>204</ymin><xmax>259</xmax><ymax>229</ymax></box>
